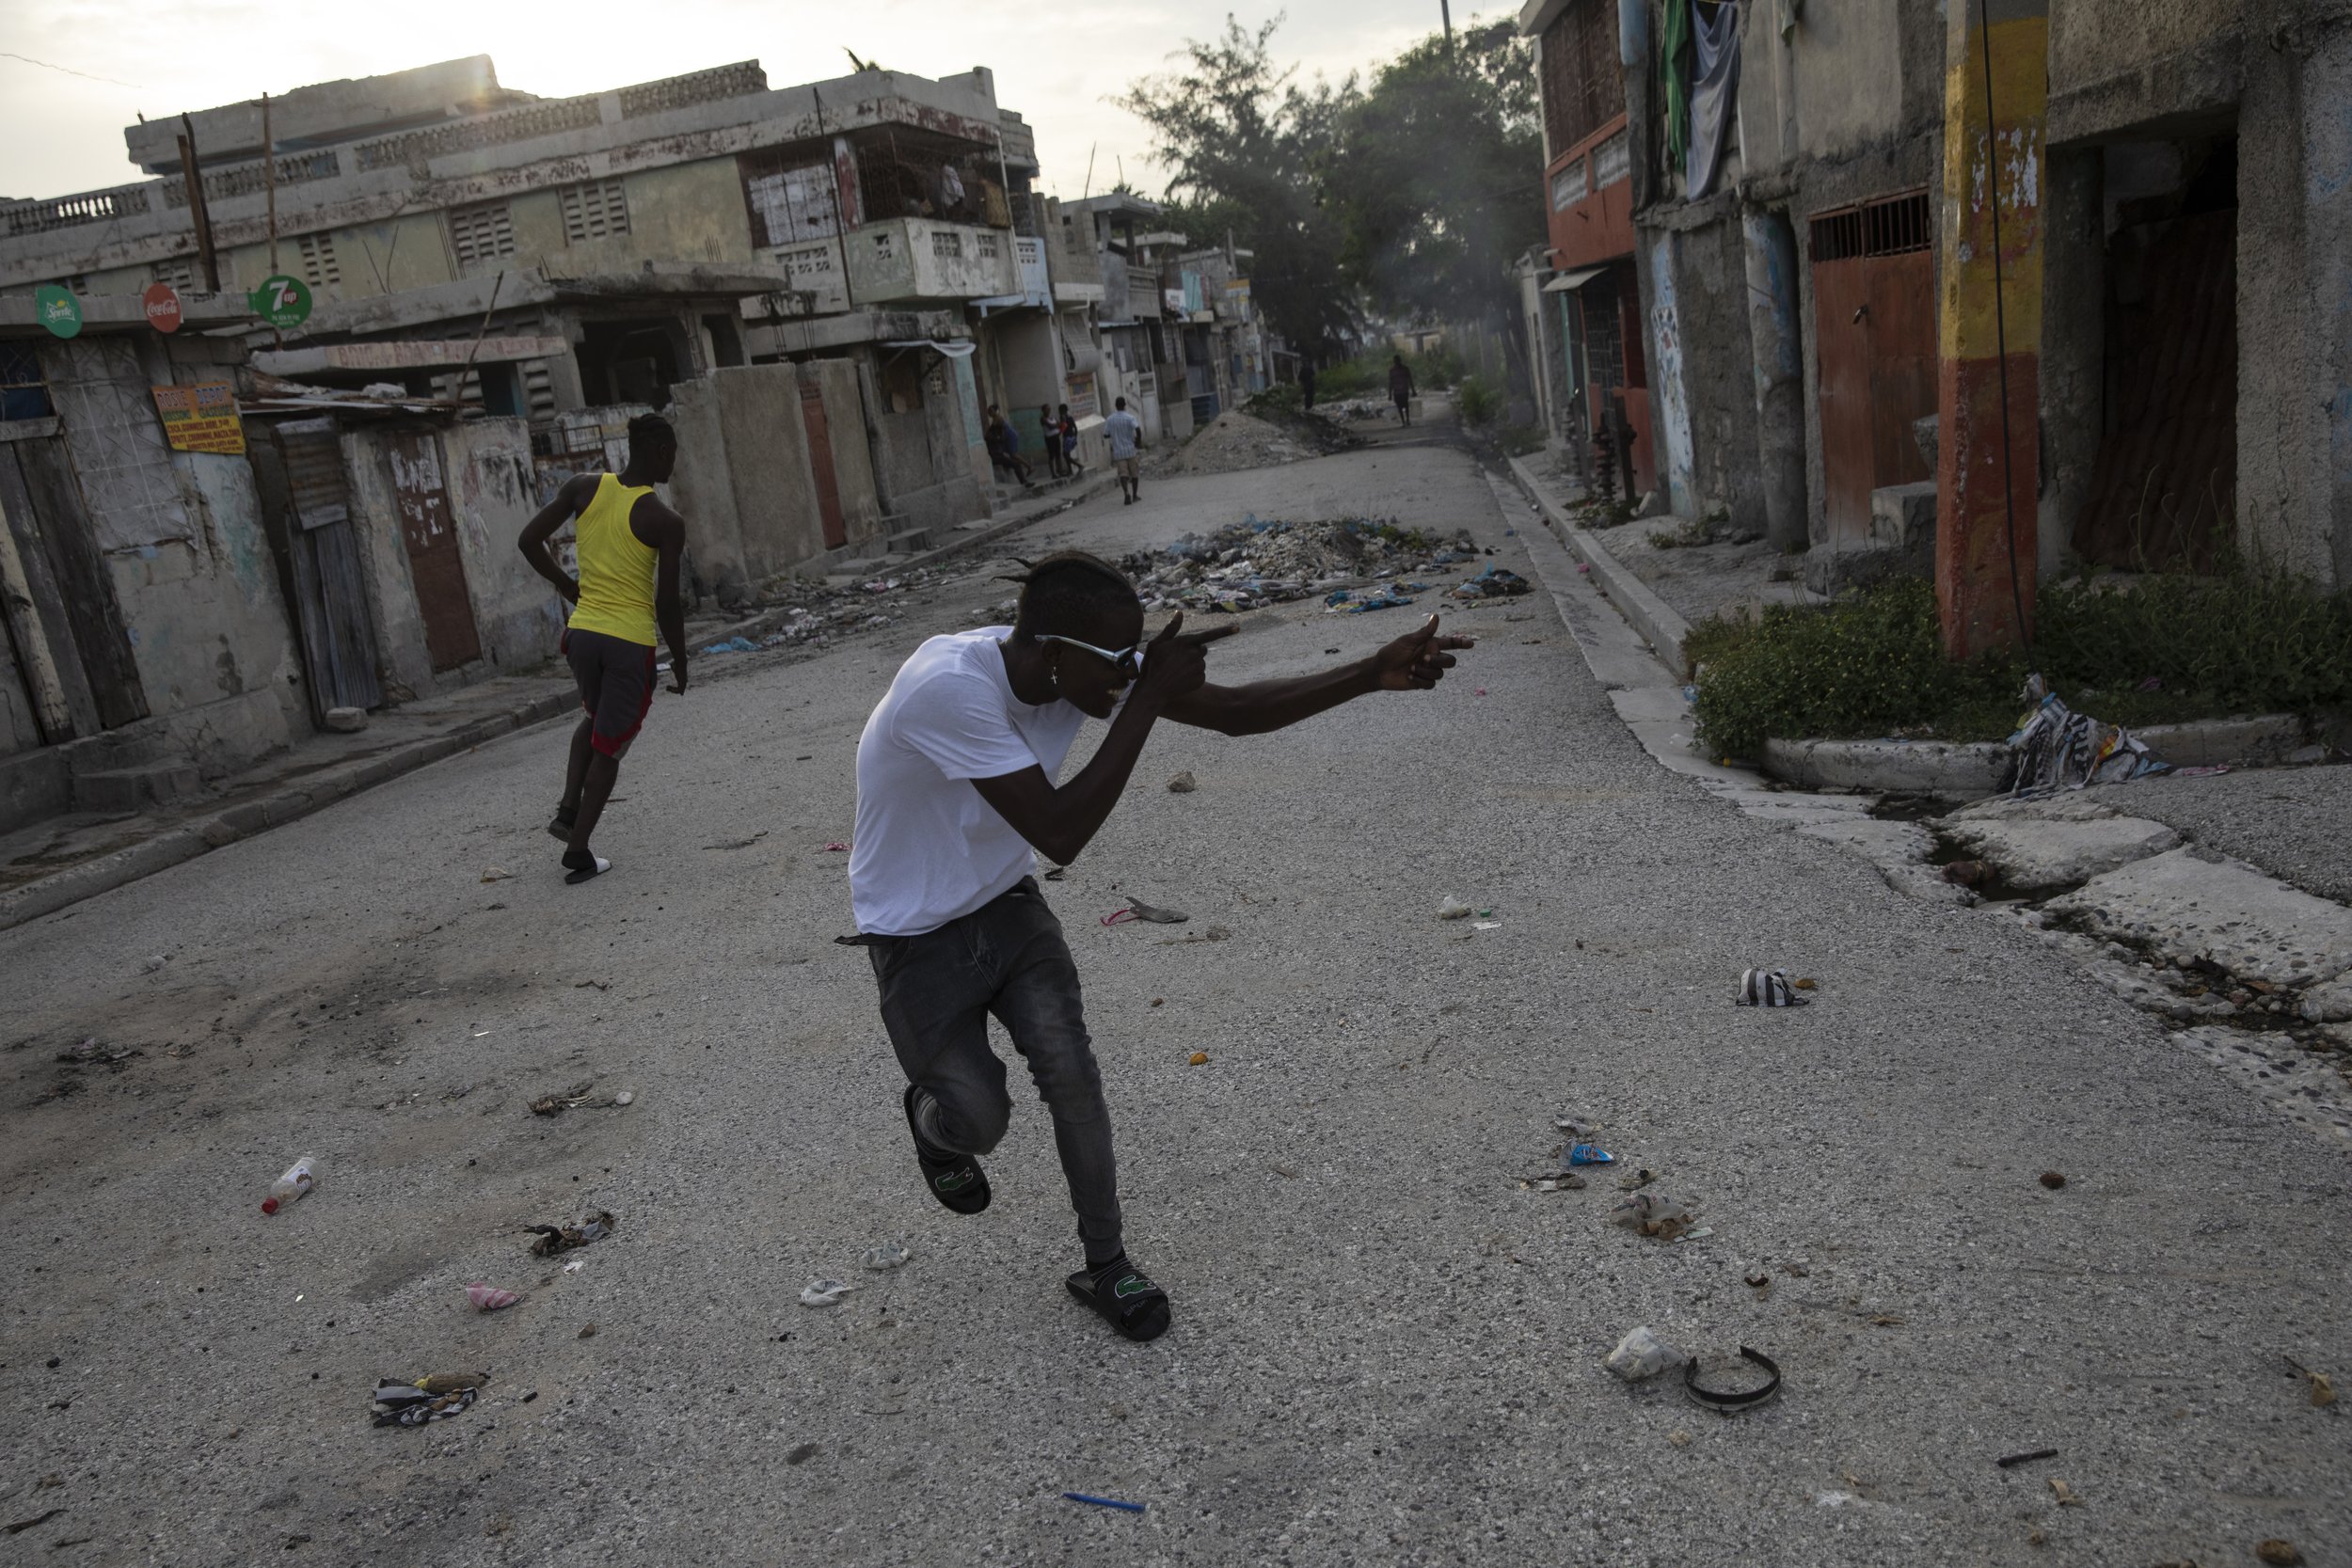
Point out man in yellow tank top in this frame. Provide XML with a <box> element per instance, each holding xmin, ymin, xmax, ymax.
<box><xmin>517</xmin><ymin>414</ymin><xmax>690</xmax><ymax>883</ymax></box>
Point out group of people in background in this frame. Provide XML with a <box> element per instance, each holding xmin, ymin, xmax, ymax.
<box><xmin>984</xmin><ymin>403</ymin><xmax>1084</xmax><ymax>489</ymax></box>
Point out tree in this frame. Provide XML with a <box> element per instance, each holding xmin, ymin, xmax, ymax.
<box><xmin>1319</xmin><ymin>21</ymin><xmax>1547</xmax><ymax>388</ymax></box>
<box><xmin>1119</xmin><ymin>15</ymin><xmax>1359</xmax><ymax>358</ymax></box>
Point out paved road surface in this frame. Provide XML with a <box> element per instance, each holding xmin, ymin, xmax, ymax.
<box><xmin>4</xmin><ymin>432</ymin><xmax>2346</xmax><ymax>1566</ymax></box>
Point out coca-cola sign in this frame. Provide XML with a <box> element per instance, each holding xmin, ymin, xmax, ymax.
<box><xmin>143</xmin><ymin>281</ymin><xmax>183</xmax><ymax>334</ymax></box>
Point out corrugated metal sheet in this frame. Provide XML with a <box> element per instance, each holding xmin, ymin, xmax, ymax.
<box><xmin>2074</xmin><ymin>210</ymin><xmax>2236</xmax><ymax>572</ymax></box>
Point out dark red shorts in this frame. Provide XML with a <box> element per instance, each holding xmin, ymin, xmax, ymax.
<box><xmin>563</xmin><ymin>628</ymin><xmax>656</xmax><ymax>757</ymax></box>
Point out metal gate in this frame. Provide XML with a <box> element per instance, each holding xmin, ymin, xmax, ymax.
<box><xmin>274</xmin><ymin>420</ymin><xmax>383</xmax><ymax>717</ymax></box>
<box><xmin>385</xmin><ymin>432</ymin><xmax>481</xmax><ymax>672</ymax></box>
<box><xmin>799</xmin><ymin>381</ymin><xmax>849</xmax><ymax>550</ymax></box>
<box><xmin>2074</xmin><ymin>209</ymin><xmax>2236</xmax><ymax>572</ymax></box>
<box><xmin>1810</xmin><ymin>193</ymin><xmax>1937</xmax><ymax>545</ymax></box>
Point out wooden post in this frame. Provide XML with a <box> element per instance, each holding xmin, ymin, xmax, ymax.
<box><xmin>177</xmin><ymin>114</ymin><xmax>220</xmax><ymax>294</ymax></box>
<box><xmin>0</xmin><ymin>487</ymin><xmax>76</xmax><ymax>742</ymax></box>
<box><xmin>1934</xmin><ymin>0</ymin><xmax>2046</xmax><ymax>659</ymax></box>
<box><xmin>262</xmin><ymin>92</ymin><xmax>278</xmax><ymax>275</ymax></box>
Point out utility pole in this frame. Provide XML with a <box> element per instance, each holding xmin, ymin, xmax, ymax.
<box><xmin>177</xmin><ymin>113</ymin><xmax>219</xmax><ymax>293</ymax></box>
<box><xmin>1440</xmin><ymin>0</ymin><xmax>1454</xmax><ymax>57</ymax></box>
<box><xmin>262</xmin><ymin>91</ymin><xmax>282</xmax><ymax>346</ymax></box>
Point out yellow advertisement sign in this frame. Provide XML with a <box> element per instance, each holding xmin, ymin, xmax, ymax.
<box><xmin>151</xmin><ymin>381</ymin><xmax>246</xmax><ymax>454</ymax></box>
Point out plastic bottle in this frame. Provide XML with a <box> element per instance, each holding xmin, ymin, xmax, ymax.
<box><xmin>262</xmin><ymin>1156</ymin><xmax>318</xmax><ymax>1214</ymax></box>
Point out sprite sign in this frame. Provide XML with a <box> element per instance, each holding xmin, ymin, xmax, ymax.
<box><xmin>248</xmin><ymin>274</ymin><xmax>312</xmax><ymax>329</ymax></box>
<box><xmin>34</xmin><ymin>283</ymin><xmax>82</xmax><ymax>339</ymax></box>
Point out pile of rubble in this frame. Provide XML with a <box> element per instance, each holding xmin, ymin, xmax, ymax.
<box><xmin>698</xmin><ymin>570</ymin><xmax>935</xmax><ymax>656</ymax></box>
<box><xmin>1119</xmin><ymin>516</ymin><xmax>1487</xmax><ymax>614</ymax></box>
<box><xmin>1165</xmin><ymin>409</ymin><xmax>1355</xmax><ymax>475</ymax></box>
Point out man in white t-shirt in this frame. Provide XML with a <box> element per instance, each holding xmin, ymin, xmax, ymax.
<box><xmin>1104</xmin><ymin>396</ymin><xmax>1143</xmax><ymax>505</ymax></box>
<box><xmin>847</xmin><ymin>550</ymin><xmax>1472</xmax><ymax>1341</ymax></box>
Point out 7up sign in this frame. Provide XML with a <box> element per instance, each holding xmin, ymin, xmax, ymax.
<box><xmin>249</xmin><ymin>274</ymin><xmax>312</xmax><ymax>330</ymax></box>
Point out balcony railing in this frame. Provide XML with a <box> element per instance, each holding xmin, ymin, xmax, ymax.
<box><xmin>769</xmin><ymin>240</ymin><xmax>850</xmax><ymax>314</ymax></box>
<box><xmin>846</xmin><ymin>216</ymin><xmax>1019</xmax><ymax>305</ymax></box>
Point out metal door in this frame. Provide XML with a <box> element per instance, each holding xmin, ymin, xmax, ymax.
<box><xmin>799</xmin><ymin>381</ymin><xmax>848</xmax><ymax>549</ymax></box>
<box><xmin>1811</xmin><ymin>195</ymin><xmax>1937</xmax><ymax>545</ymax></box>
<box><xmin>386</xmin><ymin>432</ymin><xmax>481</xmax><ymax>671</ymax></box>
<box><xmin>273</xmin><ymin>420</ymin><xmax>383</xmax><ymax>716</ymax></box>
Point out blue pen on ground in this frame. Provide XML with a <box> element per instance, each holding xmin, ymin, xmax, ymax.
<box><xmin>1062</xmin><ymin>1493</ymin><xmax>1146</xmax><ymax>1513</ymax></box>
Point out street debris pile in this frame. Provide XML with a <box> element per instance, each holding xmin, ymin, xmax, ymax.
<box><xmin>1120</xmin><ymin>516</ymin><xmax>1484</xmax><ymax>614</ymax></box>
<box><xmin>698</xmin><ymin>569</ymin><xmax>940</xmax><ymax>657</ymax></box>
<box><xmin>1167</xmin><ymin>408</ymin><xmax>1355</xmax><ymax>475</ymax></box>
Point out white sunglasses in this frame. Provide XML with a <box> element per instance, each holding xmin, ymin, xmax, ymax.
<box><xmin>1035</xmin><ymin>634</ymin><xmax>1141</xmax><ymax>679</ymax></box>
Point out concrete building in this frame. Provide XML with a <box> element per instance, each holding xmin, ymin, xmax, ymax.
<box><xmin>1517</xmin><ymin>0</ymin><xmax>2352</xmax><ymax>626</ymax></box>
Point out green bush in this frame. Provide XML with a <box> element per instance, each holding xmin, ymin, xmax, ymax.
<box><xmin>1688</xmin><ymin>568</ymin><xmax>2352</xmax><ymax>758</ymax></box>
<box><xmin>1497</xmin><ymin>422</ymin><xmax>1546</xmax><ymax>456</ymax></box>
<box><xmin>1245</xmin><ymin>384</ymin><xmax>1303</xmax><ymax>419</ymax></box>
<box><xmin>1454</xmin><ymin>373</ymin><xmax>1504</xmax><ymax>427</ymax></box>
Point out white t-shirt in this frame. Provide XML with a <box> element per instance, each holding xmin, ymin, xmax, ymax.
<box><xmin>850</xmin><ymin>627</ymin><xmax>1089</xmax><ymax>936</ymax></box>
<box><xmin>1104</xmin><ymin>410</ymin><xmax>1141</xmax><ymax>459</ymax></box>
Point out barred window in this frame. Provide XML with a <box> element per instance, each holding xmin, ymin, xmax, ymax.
<box><xmin>297</xmin><ymin>232</ymin><xmax>341</xmax><ymax>289</ymax></box>
<box><xmin>560</xmin><ymin>179</ymin><xmax>630</xmax><ymax>244</ymax></box>
<box><xmin>930</xmin><ymin>230</ymin><xmax>963</xmax><ymax>260</ymax></box>
<box><xmin>1551</xmin><ymin>161</ymin><xmax>1589</xmax><ymax>211</ymax></box>
<box><xmin>449</xmin><ymin>201</ymin><xmax>516</xmax><ymax>266</ymax></box>
<box><xmin>1540</xmin><ymin>0</ymin><xmax>1625</xmax><ymax>157</ymax></box>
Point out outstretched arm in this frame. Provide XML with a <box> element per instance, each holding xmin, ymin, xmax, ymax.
<box><xmin>516</xmin><ymin>473</ymin><xmax>600</xmax><ymax>603</ymax></box>
<box><xmin>969</xmin><ymin>617</ymin><xmax>1211</xmax><ymax>865</ymax></box>
<box><xmin>1162</xmin><ymin>614</ymin><xmax>1472</xmax><ymax>736</ymax></box>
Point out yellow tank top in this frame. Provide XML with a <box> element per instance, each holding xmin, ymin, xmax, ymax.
<box><xmin>567</xmin><ymin>473</ymin><xmax>659</xmax><ymax>645</ymax></box>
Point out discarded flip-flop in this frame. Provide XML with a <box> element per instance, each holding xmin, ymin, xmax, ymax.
<box><xmin>1124</xmin><ymin>899</ymin><xmax>1188</xmax><ymax>925</ymax></box>
<box><xmin>1102</xmin><ymin>908</ymin><xmax>1138</xmax><ymax>927</ymax></box>
<box><xmin>464</xmin><ymin>1283</ymin><xmax>521</xmax><ymax>1311</ymax></box>
<box><xmin>371</xmin><ymin>1373</ymin><xmax>488</xmax><ymax>1428</ymax></box>
<box><xmin>527</xmin><ymin>1211</ymin><xmax>617</xmax><ymax>1258</ymax></box>
<box><xmin>1567</xmin><ymin>1143</ymin><xmax>1615</xmax><ymax>1166</ymax></box>
<box><xmin>1736</xmin><ymin>968</ymin><xmax>1808</xmax><ymax>1007</ymax></box>
<box><xmin>1683</xmin><ymin>1346</ymin><xmax>1782</xmax><ymax>1413</ymax></box>
<box><xmin>800</xmin><ymin>1278</ymin><xmax>857</xmax><ymax>1307</ymax></box>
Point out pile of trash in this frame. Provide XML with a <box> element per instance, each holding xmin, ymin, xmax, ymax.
<box><xmin>1166</xmin><ymin>410</ymin><xmax>1348</xmax><ymax>475</ymax></box>
<box><xmin>1120</xmin><ymin>515</ymin><xmax>1483</xmax><ymax>615</ymax></box>
<box><xmin>698</xmin><ymin>570</ymin><xmax>934</xmax><ymax>657</ymax></box>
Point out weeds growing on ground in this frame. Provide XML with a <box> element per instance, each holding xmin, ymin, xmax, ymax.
<box><xmin>1453</xmin><ymin>373</ymin><xmax>1503</xmax><ymax>427</ymax></box>
<box><xmin>1687</xmin><ymin>569</ymin><xmax>2352</xmax><ymax>757</ymax></box>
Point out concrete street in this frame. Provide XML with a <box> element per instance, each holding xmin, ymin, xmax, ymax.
<box><xmin>4</xmin><ymin>430</ymin><xmax>2347</xmax><ymax>1566</ymax></box>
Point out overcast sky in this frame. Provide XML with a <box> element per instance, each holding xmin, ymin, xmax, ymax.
<box><xmin>1</xmin><ymin>0</ymin><xmax>1490</xmax><ymax>206</ymax></box>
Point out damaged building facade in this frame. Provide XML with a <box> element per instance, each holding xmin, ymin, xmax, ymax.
<box><xmin>1518</xmin><ymin>0</ymin><xmax>2352</xmax><ymax>611</ymax></box>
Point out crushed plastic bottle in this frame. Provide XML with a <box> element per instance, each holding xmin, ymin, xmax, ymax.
<box><xmin>261</xmin><ymin>1156</ymin><xmax>318</xmax><ymax>1214</ymax></box>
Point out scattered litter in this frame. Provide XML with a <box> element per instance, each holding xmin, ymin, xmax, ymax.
<box><xmin>1438</xmin><ymin>897</ymin><xmax>1473</xmax><ymax>920</ymax></box>
<box><xmin>613</xmin><ymin>1090</ymin><xmax>634</xmax><ymax>1106</ymax></box>
<box><xmin>1743</xmin><ymin>1268</ymin><xmax>1772</xmax><ymax>1288</ymax></box>
<box><xmin>1682</xmin><ymin>1346</ymin><xmax>1782</xmax><ymax>1414</ymax></box>
<box><xmin>562</xmin><ymin>1259</ymin><xmax>585</xmax><ymax>1274</ymax></box>
<box><xmin>1472</xmin><ymin>920</ymin><xmax>1502</xmax><ymax>930</ymax></box>
<box><xmin>1449</xmin><ymin>564</ymin><xmax>1531</xmax><ymax>600</ymax></box>
<box><xmin>863</xmin><ymin>1242</ymin><xmax>912</xmax><ymax>1271</ymax></box>
<box><xmin>1167</xmin><ymin>770</ymin><xmax>1197</xmax><ymax>793</ymax></box>
<box><xmin>800</xmin><ymin>1278</ymin><xmax>857</xmax><ymax>1307</ymax></box>
<box><xmin>1792</xmin><ymin>977</ymin><xmax>1818</xmax><ymax>990</ymax></box>
<box><xmin>1567</xmin><ymin>1143</ymin><xmax>1615</xmax><ymax>1167</ymax></box>
<box><xmin>2040</xmin><ymin>1171</ymin><xmax>2067</xmax><ymax>1190</ymax></box>
<box><xmin>1553</xmin><ymin>1114</ymin><xmax>1596</xmax><ymax>1138</ymax></box>
<box><xmin>527</xmin><ymin>1211</ymin><xmax>617</xmax><ymax>1257</ymax></box>
<box><xmin>531</xmin><ymin>1081</ymin><xmax>630</xmax><ymax>1115</ymax></box>
<box><xmin>1188</xmin><ymin>1052</ymin><xmax>1209</xmax><ymax>1066</ymax></box>
<box><xmin>577</xmin><ymin>1323</ymin><xmax>597</xmax><ymax>1339</ymax></box>
<box><xmin>2009</xmin><ymin>675</ymin><xmax>2170</xmax><ymax>793</ymax></box>
<box><xmin>1334</xmin><ymin>589</ymin><xmax>1418</xmax><ymax>614</ymax></box>
<box><xmin>1119</xmin><ymin>899</ymin><xmax>1188</xmax><ymax>925</ymax></box>
<box><xmin>1995</xmin><ymin>1448</ymin><xmax>2059</xmax><ymax>1468</ymax></box>
<box><xmin>1816</xmin><ymin>1492</ymin><xmax>1860</xmax><ymax>1508</ymax></box>
<box><xmin>55</xmin><ymin>1038</ymin><xmax>140</xmax><ymax>1069</ymax></box>
<box><xmin>1610</xmin><ymin>1191</ymin><xmax>1695</xmax><ymax>1240</ymax></box>
<box><xmin>2047</xmin><ymin>1479</ymin><xmax>2083</xmax><ymax>1506</ymax></box>
<box><xmin>372</xmin><ymin>1373</ymin><xmax>487</xmax><ymax>1428</ymax></box>
<box><xmin>2256</xmin><ymin>1541</ymin><xmax>2304</xmax><ymax>1566</ymax></box>
<box><xmin>2285</xmin><ymin>1356</ymin><xmax>2336</xmax><ymax>1408</ymax></box>
<box><xmin>822</xmin><ymin>842</ymin><xmax>850</xmax><ymax>852</ymax></box>
<box><xmin>1616</xmin><ymin>1168</ymin><xmax>1655</xmax><ymax>1191</ymax></box>
<box><xmin>1123</xmin><ymin>516</ymin><xmax>1475</xmax><ymax>617</ymax></box>
<box><xmin>1736</xmin><ymin>968</ymin><xmax>1808</xmax><ymax>1007</ymax></box>
<box><xmin>481</xmin><ymin>867</ymin><xmax>515</xmax><ymax>883</ymax></box>
<box><xmin>1062</xmin><ymin>1493</ymin><xmax>1146</xmax><ymax>1513</ymax></box>
<box><xmin>702</xmin><ymin>636</ymin><xmax>760</xmax><ymax>654</ymax></box>
<box><xmin>261</xmin><ymin>1156</ymin><xmax>318</xmax><ymax>1214</ymax></box>
<box><xmin>465</xmin><ymin>1284</ymin><xmax>521</xmax><ymax>1312</ymax></box>
<box><xmin>1532</xmin><ymin>1175</ymin><xmax>1586</xmax><ymax>1193</ymax></box>
<box><xmin>1605</xmin><ymin>1325</ymin><xmax>1678</xmax><ymax>1381</ymax></box>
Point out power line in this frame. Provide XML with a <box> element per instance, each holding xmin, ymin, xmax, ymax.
<box><xmin>0</xmin><ymin>51</ymin><xmax>144</xmax><ymax>89</ymax></box>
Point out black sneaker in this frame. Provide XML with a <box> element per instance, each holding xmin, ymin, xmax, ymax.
<box><xmin>904</xmin><ymin>1085</ymin><xmax>991</xmax><ymax>1214</ymax></box>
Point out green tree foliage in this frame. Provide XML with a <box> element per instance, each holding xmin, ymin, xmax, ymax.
<box><xmin>1319</xmin><ymin>22</ymin><xmax>1546</xmax><ymax>341</ymax></box>
<box><xmin>1120</xmin><ymin>15</ymin><xmax>1359</xmax><ymax>357</ymax></box>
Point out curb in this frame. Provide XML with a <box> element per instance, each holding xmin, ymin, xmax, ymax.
<box><xmin>1506</xmin><ymin>453</ymin><xmax>1694</xmax><ymax>678</ymax></box>
<box><xmin>1760</xmin><ymin>713</ymin><xmax>2312</xmax><ymax>796</ymax></box>
<box><xmin>0</xmin><ymin>688</ymin><xmax>577</xmax><ymax>935</ymax></box>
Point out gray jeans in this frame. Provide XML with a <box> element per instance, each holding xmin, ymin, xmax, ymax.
<box><xmin>866</xmin><ymin>879</ymin><xmax>1122</xmax><ymax>1258</ymax></box>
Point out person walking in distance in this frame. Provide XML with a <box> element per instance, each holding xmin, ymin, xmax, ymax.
<box><xmin>516</xmin><ymin>414</ymin><xmax>690</xmax><ymax>883</ymax></box>
<box><xmin>1299</xmin><ymin>359</ymin><xmax>1317</xmax><ymax>411</ymax></box>
<box><xmin>846</xmin><ymin>551</ymin><xmax>1473</xmax><ymax>1340</ymax></box>
<box><xmin>1057</xmin><ymin>403</ymin><xmax>1084</xmax><ymax>477</ymax></box>
<box><xmin>1388</xmin><ymin>353</ymin><xmax>1417</xmax><ymax>426</ymax></box>
<box><xmin>1104</xmin><ymin>395</ymin><xmax>1143</xmax><ymax>504</ymax></box>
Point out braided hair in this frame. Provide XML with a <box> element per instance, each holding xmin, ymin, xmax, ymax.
<box><xmin>1003</xmin><ymin>551</ymin><xmax>1141</xmax><ymax>641</ymax></box>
